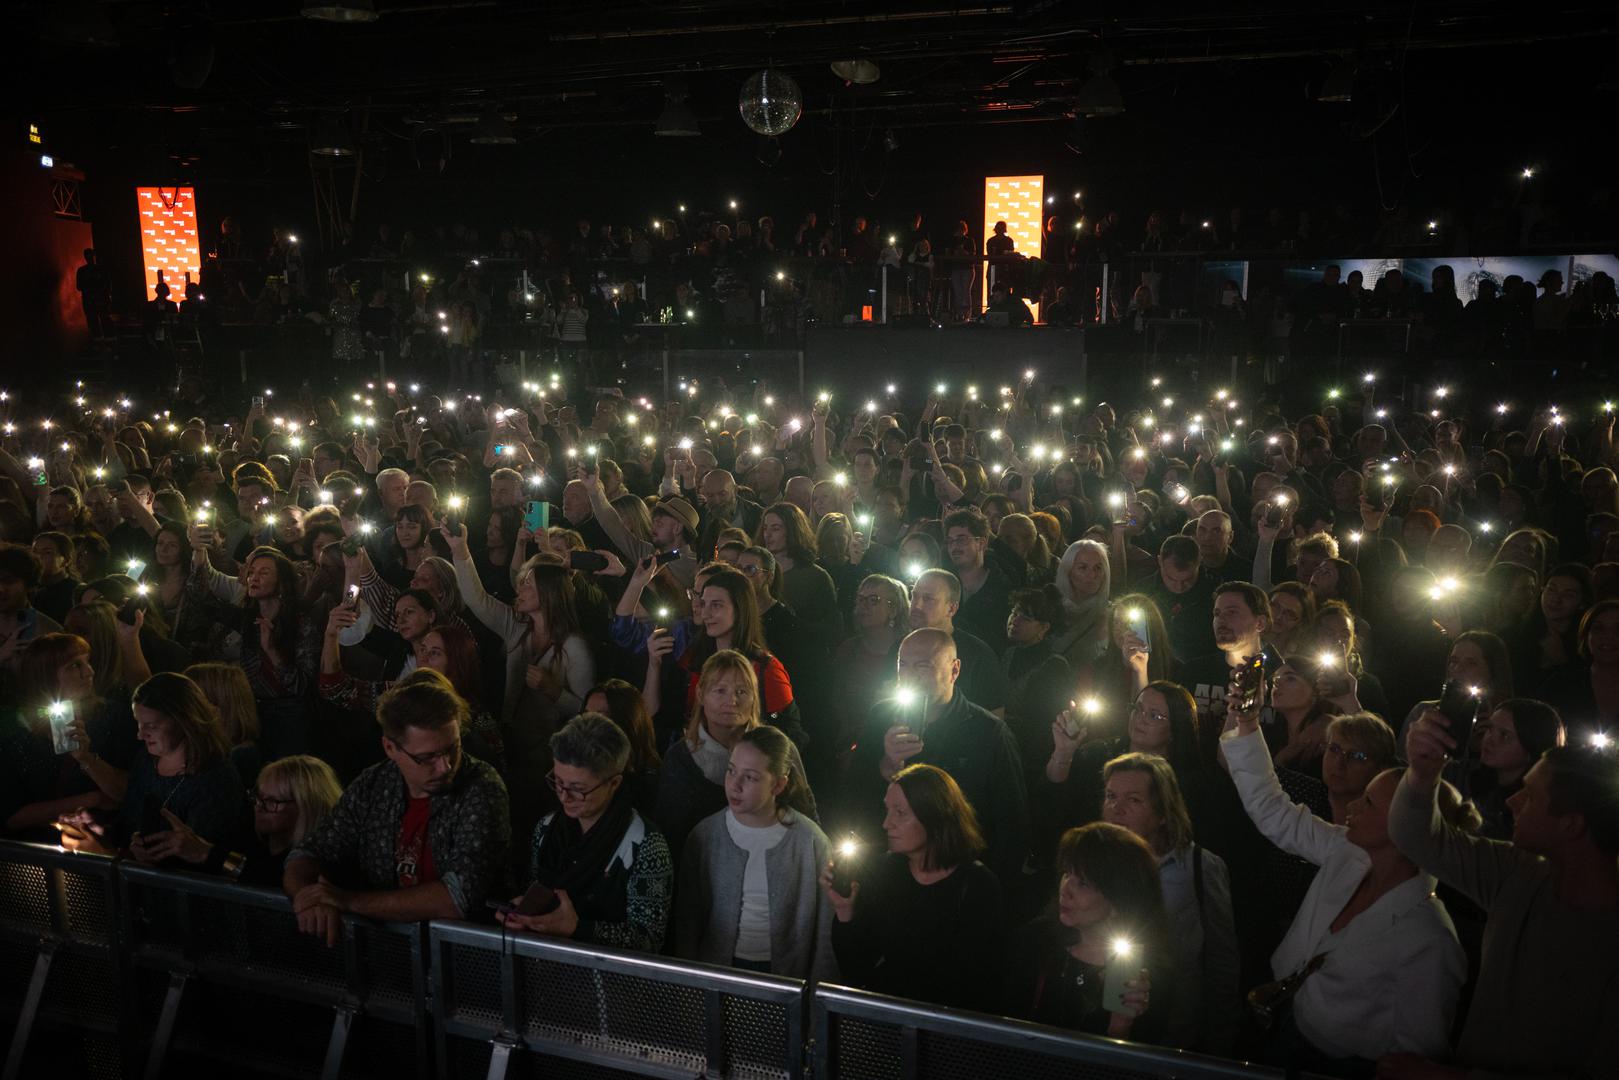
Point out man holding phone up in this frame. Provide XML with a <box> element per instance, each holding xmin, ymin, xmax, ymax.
<box><xmin>1376</xmin><ymin>717</ymin><xmax>1619</xmax><ymax>1080</ymax></box>
<box><xmin>581</xmin><ymin>471</ymin><xmax>700</xmax><ymax>590</ymax></box>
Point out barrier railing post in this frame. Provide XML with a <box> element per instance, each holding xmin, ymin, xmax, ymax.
<box><xmin>1</xmin><ymin>941</ymin><xmax>57</xmax><ymax>1080</ymax></box>
<box><xmin>143</xmin><ymin>971</ymin><xmax>189</xmax><ymax>1080</ymax></box>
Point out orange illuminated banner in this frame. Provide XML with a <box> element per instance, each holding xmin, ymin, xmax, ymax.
<box><xmin>136</xmin><ymin>186</ymin><xmax>201</xmax><ymax>302</ymax></box>
<box><xmin>983</xmin><ymin>175</ymin><xmax>1043</xmax><ymax>321</ymax></box>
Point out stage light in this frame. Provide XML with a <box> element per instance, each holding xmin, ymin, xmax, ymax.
<box><xmin>136</xmin><ymin>186</ymin><xmax>202</xmax><ymax>303</ymax></box>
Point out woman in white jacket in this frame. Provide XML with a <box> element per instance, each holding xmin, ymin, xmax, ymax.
<box><xmin>1221</xmin><ymin>705</ymin><xmax>1476</xmax><ymax>1077</ymax></box>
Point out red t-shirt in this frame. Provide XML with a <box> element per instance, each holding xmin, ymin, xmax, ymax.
<box><xmin>394</xmin><ymin>797</ymin><xmax>437</xmax><ymax>887</ymax></box>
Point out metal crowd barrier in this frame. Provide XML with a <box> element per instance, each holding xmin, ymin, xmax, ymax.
<box><xmin>0</xmin><ymin>841</ymin><xmax>123</xmax><ymax>1080</ymax></box>
<box><xmin>0</xmin><ymin>842</ymin><xmax>1302</xmax><ymax>1080</ymax></box>
<box><xmin>813</xmin><ymin>984</ymin><xmax>1287</xmax><ymax>1080</ymax></box>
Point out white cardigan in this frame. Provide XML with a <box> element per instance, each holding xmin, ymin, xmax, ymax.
<box><xmin>1221</xmin><ymin>727</ymin><xmax>1466</xmax><ymax>1062</ymax></box>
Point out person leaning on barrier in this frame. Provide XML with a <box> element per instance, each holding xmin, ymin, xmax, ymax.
<box><xmin>822</xmin><ymin>763</ymin><xmax>1005</xmax><ymax>1013</ymax></box>
<box><xmin>283</xmin><ymin>669</ymin><xmax>510</xmax><ymax>946</ymax></box>
<box><xmin>1374</xmin><ymin>712</ymin><xmax>1619</xmax><ymax>1080</ymax></box>
<box><xmin>498</xmin><ymin>712</ymin><xmax>673</xmax><ymax>953</ymax></box>
<box><xmin>123</xmin><ymin>754</ymin><xmax>343</xmax><ymax>888</ymax></box>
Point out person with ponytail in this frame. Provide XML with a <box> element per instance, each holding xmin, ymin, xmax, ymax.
<box><xmin>675</xmin><ymin>724</ymin><xmax>837</xmax><ymax>979</ymax></box>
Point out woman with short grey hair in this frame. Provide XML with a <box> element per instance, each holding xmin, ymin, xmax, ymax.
<box><xmin>497</xmin><ymin>713</ymin><xmax>672</xmax><ymax>953</ymax></box>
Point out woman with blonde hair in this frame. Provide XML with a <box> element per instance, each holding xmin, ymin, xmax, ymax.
<box><xmin>655</xmin><ymin>650</ymin><xmax>816</xmax><ymax>855</ymax></box>
<box><xmin>186</xmin><ymin>661</ymin><xmax>262</xmax><ymax>785</ymax></box>
<box><xmin>128</xmin><ymin>754</ymin><xmax>343</xmax><ymax>887</ymax></box>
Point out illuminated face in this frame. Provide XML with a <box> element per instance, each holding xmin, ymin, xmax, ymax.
<box><xmin>243</xmin><ymin>556</ymin><xmax>280</xmax><ymax>600</ymax></box>
<box><xmin>394</xmin><ymin>515</ymin><xmax>423</xmax><ymax>550</ymax></box>
<box><xmin>1587</xmin><ymin>609</ymin><xmax>1619</xmax><ymax>668</ymax></box>
<box><xmin>377</xmin><ymin>473</ymin><xmax>409</xmax><ymax>514</ymax></box>
<box><xmin>46</xmin><ymin>494</ymin><xmax>76</xmax><ymax>528</ymax></box>
<box><xmin>881</xmin><ymin>783</ymin><xmax>929</xmax><ymax>860</ymax></box>
<box><xmin>417</xmin><ymin>631</ymin><xmax>449</xmax><ymax>675</ymax></box>
<box><xmin>895</xmin><ymin>635</ymin><xmax>958</xmax><ymax>704</ymax></box>
<box><xmin>1479</xmin><ymin>708</ymin><xmax>1530</xmax><ymax>774</ymax></box>
<box><xmin>1322</xmin><ymin>730</ymin><xmax>1379</xmax><ymax>799</ymax></box>
<box><xmin>1269</xmin><ymin>592</ymin><xmax>1304</xmax><ymax>642</ymax></box>
<box><xmin>725</xmin><ymin>741</ymin><xmax>784</xmax><ymax>820</ymax></box>
<box><xmin>56</xmin><ymin>650</ymin><xmax>96</xmax><ymax>701</ymax></box>
<box><xmin>1067</xmin><ymin>547</ymin><xmax>1107</xmax><ymax>598</ymax></box>
<box><xmin>700</xmin><ymin>585</ymin><xmax>737</xmax><ymax>641</ymax></box>
<box><xmin>1308</xmin><ymin>561</ymin><xmax>1340</xmax><ymax>600</ymax></box>
<box><xmin>702</xmin><ymin>670</ymin><xmax>753</xmax><ymax>740</ymax></box>
<box><xmin>1101</xmin><ymin>769</ymin><xmax>1165</xmax><ymax>850</ymax></box>
<box><xmin>1541</xmin><ymin>575</ymin><xmax>1586</xmax><ymax>624</ymax></box>
<box><xmin>393</xmin><ymin>595</ymin><xmax>433</xmax><ymax>642</ymax></box>
<box><xmin>908</xmin><ymin>577</ymin><xmax>956</xmax><ymax>631</ymax></box>
<box><xmin>1005</xmin><ymin>607</ymin><xmax>1049</xmax><ymax>646</ymax></box>
<box><xmin>1269</xmin><ymin>663</ymin><xmax>1316</xmax><ymax>712</ymax></box>
<box><xmin>944</xmin><ymin>527</ymin><xmax>984</xmax><ymax>572</ymax></box>
<box><xmin>489</xmin><ymin>475</ymin><xmax>522</xmax><ymax>510</ymax></box>
<box><xmin>134</xmin><ymin>704</ymin><xmax>182</xmax><ymax>759</ymax></box>
<box><xmin>1057</xmin><ymin>865</ymin><xmax>1113</xmax><ymax>931</ymax></box>
<box><xmin>1445</xmin><ymin>640</ymin><xmax>1490</xmax><ymax>686</ymax></box>
<box><xmin>1127</xmin><ymin>689</ymin><xmax>1172</xmax><ymax>755</ymax></box>
<box><xmin>759</xmin><ymin>514</ymin><xmax>787</xmax><ymax>554</ymax></box>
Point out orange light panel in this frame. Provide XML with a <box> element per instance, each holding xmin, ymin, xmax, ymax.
<box><xmin>137</xmin><ymin>186</ymin><xmax>201</xmax><ymax>302</ymax></box>
<box><xmin>983</xmin><ymin>175</ymin><xmax>1043</xmax><ymax>321</ymax></box>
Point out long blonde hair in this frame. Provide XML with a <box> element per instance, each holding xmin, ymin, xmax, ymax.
<box><xmin>256</xmin><ymin>755</ymin><xmax>343</xmax><ymax>845</ymax></box>
<box><xmin>685</xmin><ymin>649</ymin><xmax>760</xmax><ymax>749</ymax></box>
<box><xmin>185</xmin><ymin>662</ymin><xmax>260</xmax><ymax>748</ymax></box>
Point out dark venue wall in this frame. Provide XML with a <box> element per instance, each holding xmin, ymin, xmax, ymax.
<box><xmin>0</xmin><ymin>131</ymin><xmax>94</xmax><ymax>366</ymax></box>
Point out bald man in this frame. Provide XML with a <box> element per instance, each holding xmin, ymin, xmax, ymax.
<box><xmin>695</xmin><ymin>468</ymin><xmax>762</xmax><ymax>560</ymax></box>
<box><xmin>845</xmin><ymin>627</ymin><xmax>1029</xmax><ymax>883</ymax></box>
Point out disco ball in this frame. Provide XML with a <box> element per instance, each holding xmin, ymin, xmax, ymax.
<box><xmin>739</xmin><ymin>69</ymin><xmax>803</xmax><ymax>137</ymax></box>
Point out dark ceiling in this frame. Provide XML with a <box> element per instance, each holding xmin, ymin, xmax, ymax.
<box><xmin>16</xmin><ymin>1</ymin><xmax>1619</xmax><ymax>144</ymax></box>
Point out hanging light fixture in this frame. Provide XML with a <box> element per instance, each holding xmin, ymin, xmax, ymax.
<box><xmin>1075</xmin><ymin>51</ymin><xmax>1124</xmax><ymax>117</ymax></box>
<box><xmin>739</xmin><ymin>69</ymin><xmax>803</xmax><ymax>137</ymax></box>
<box><xmin>1317</xmin><ymin>57</ymin><xmax>1356</xmax><ymax>102</ymax></box>
<box><xmin>470</xmin><ymin>112</ymin><xmax>516</xmax><ymax>145</ymax></box>
<box><xmin>830</xmin><ymin>59</ymin><xmax>881</xmax><ymax>85</ymax></box>
<box><xmin>302</xmin><ymin>0</ymin><xmax>379</xmax><ymax>22</ymax></box>
<box><xmin>311</xmin><ymin>114</ymin><xmax>356</xmax><ymax>157</ymax></box>
<box><xmin>656</xmin><ymin>81</ymin><xmax>701</xmax><ymax>137</ymax></box>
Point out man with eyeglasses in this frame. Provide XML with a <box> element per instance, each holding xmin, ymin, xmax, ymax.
<box><xmin>908</xmin><ymin>568</ymin><xmax>1008</xmax><ymax>717</ymax></box>
<box><xmin>284</xmin><ymin>672</ymin><xmax>509</xmax><ymax>946</ymax></box>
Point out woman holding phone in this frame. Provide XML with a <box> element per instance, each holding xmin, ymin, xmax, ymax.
<box><xmin>821</xmin><ymin>764</ymin><xmax>1003</xmax><ymax>1012</ymax></box>
<box><xmin>1221</xmin><ymin>688</ymin><xmax>1473</xmax><ymax>1075</ymax></box>
<box><xmin>1002</xmin><ymin>822</ymin><xmax>1162</xmax><ymax>1040</ymax></box>
<box><xmin>499</xmin><ymin>713</ymin><xmax>673</xmax><ymax>954</ymax></box>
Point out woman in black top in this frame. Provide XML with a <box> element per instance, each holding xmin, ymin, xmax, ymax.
<box><xmin>582</xmin><ymin>678</ymin><xmax>662</xmax><ymax>820</ymax></box>
<box><xmin>821</xmin><ymin>764</ymin><xmax>1004</xmax><ymax>1013</ymax></box>
<box><xmin>1003</xmin><ymin>822</ymin><xmax>1164</xmax><ymax>1042</ymax></box>
<box><xmin>0</xmin><ymin>632</ymin><xmax>138</xmax><ymax>841</ymax></box>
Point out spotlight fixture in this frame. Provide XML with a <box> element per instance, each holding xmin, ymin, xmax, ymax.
<box><xmin>470</xmin><ymin>112</ymin><xmax>516</xmax><ymax>145</ymax></box>
<box><xmin>1075</xmin><ymin>51</ymin><xmax>1125</xmax><ymax>117</ymax></box>
<box><xmin>830</xmin><ymin>59</ymin><xmax>881</xmax><ymax>85</ymax></box>
<box><xmin>301</xmin><ymin>0</ymin><xmax>378</xmax><ymax>22</ymax></box>
<box><xmin>1317</xmin><ymin>57</ymin><xmax>1355</xmax><ymax>103</ymax></box>
<box><xmin>310</xmin><ymin>114</ymin><xmax>355</xmax><ymax>157</ymax></box>
<box><xmin>655</xmin><ymin>81</ymin><xmax>700</xmax><ymax>137</ymax></box>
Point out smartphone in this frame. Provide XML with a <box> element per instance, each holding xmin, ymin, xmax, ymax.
<box><xmin>1102</xmin><ymin>939</ymin><xmax>1139</xmax><ymax>1016</ymax></box>
<box><xmin>1060</xmin><ymin>702</ymin><xmax>1088</xmax><ymax>742</ymax></box>
<box><xmin>568</xmin><ymin>551</ymin><xmax>609</xmax><ymax>572</ymax></box>
<box><xmin>522</xmin><ymin>500</ymin><xmax>550</xmax><ymax>533</ymax></box>
<box><xmin>1263</xmin><ymin>500</ymin><xmax>1287</xmax><ymax>529</ymax></box>
<box><xmin>1125</xmin><ymin>607</ymin><xmax>1150</xmax><ymax>650</ymax></box>
<box><xmin>653</xmin><ymin>548</ymin><xmax>681</xmax><ymax>567</ymax></box>
<box><xmin>1437</xmin><ymin>679</ymin><xmax>1481</xmax><ymax>752</ymax></box>
<box><xmin>46</xmin><ymin>702</ymin><xmax>79</xmax><ymax>755</ymax></box>
<box><xmin>251</xmin><ymin>395</ymin><xmax>264</xmax><ymax>410</ymax></box>
<box><xmin>830</xmin><ymin>838</ymin><xmax>859</xmax><ymax>896</ymax></box>
<box><xmin>139</xmin><ymin>795</ymin><xmax>170</xmax><ymax>837</ymax></box>
<box><xmin>1231</xmin><ymin>653</ymin><xmax>1266</xmax><ymax>713</ymax></box>
<box><xmin>515</xmin><ymin>881</ymin><xmax>560</xmax><ymax>917</ymax></box>
<box><xmin>344</xmin><ymin>584</ymin><xmax>361</xmax><ymax>608</ymax></box>
<box><xmin>1372</xmin><ymin>477</ymin><xmax>1394</xmax><ymax>511</ymax></box>
<box><xmin>444</xmin><ymin>509</ymin><xmax>461</xmax><ymax>535</ymax></box>
<box><xmin>493</xmin><ymin>443</ymin><xmax>508</xmax><ymax>456</ymax></box>
<box><xmin>340</xmin><ymin>530</ymin><xmax>368</xmax><ymax>556</ymax></box>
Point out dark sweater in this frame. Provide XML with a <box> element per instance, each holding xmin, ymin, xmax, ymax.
<box><xmin>830</xmin><ymin>853</ymin><xmax>1004</xmax><ymax>1013</ymax></box>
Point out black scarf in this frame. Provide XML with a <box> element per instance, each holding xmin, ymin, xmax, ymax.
<box><xmin>532</xmin><ymin>782</ymin><xmax>638</xmax><ymax>897</ymax></box>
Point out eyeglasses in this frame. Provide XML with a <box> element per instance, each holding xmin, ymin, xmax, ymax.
<box><xmin>1325</xmin><ymin>742</ymin><xmax>1370</xmax><ymax>764</ymax></box>
<box><xmin>1130</xmin><ymin>701</ymin><xmax>1170</xmax><ymax>725</ymax></box>
<box><xmin>545</xmin><ymin>770</ymin><xmax>620</xmax><ymax>801</ymax></box>
<box><xmin>395</xmin><ymin>740</ymin><xmax>461</xmax><ymax>768</ymax></box>
<box><xmin>251</xmin><ymin>790</ymin><xmax>294</xmax><ymax>811</ymax></box>
<box><xmin>856</xmin><ymin>593</ymin><xmax>891</xmax><ymax>607</ymax></box>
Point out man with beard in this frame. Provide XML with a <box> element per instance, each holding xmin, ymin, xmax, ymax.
<box><xmin>1176</xmin><ymin>582</ymin><xmax>1276</xmax><ymax>743</ymax></box>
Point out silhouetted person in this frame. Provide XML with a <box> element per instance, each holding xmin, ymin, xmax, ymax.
<box><xmin>75</xmin><ymin>249</ymin><xmax>111</xmax><ymax>339</ymax></box>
